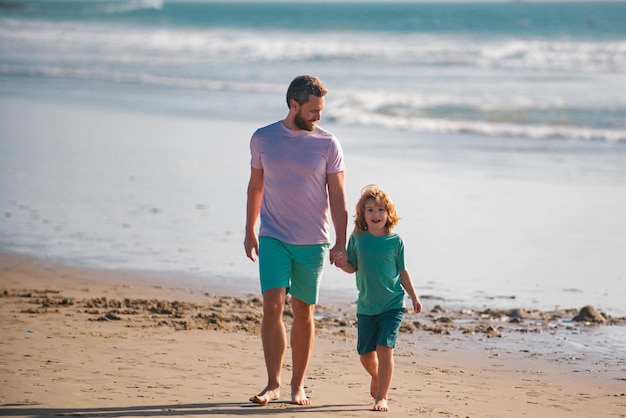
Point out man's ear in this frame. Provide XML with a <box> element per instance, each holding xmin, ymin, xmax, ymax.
<box><xmin>289</xmin><ymin>98</ymin><xmax>298</xmax><ymax>110</ymax></box>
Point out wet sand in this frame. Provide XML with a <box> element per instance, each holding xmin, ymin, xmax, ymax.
<box><xmin>1</xmin><ymin>252</ymin><xmax>625</xmax><ymax>417</ymax></box>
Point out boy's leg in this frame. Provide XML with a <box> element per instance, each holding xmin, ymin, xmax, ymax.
<box><xmin>290</xmin><ymin>296</ymin><xmax>315</xmax><ymax>405</ymax></box>
<box><xmin>373</xmin><ymin>344</ymin><xmax>394</xmax><ymax>411</ymax></box>
<box><xmin>250</xmin><ymin>287</ymin><xmax>286</xmax><ymax>405</ymax></box>
<box><xmin>370</xmin><ymin>308</ymin><xmax>403</xmax><ymax>411</ymax></box>
<box><xmin>359</xmin><ymin>351</ymin><xmax>379</xmax><ymax>398</ymax></box>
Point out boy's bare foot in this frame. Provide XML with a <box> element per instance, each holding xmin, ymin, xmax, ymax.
<box><xmin>373</xmin><ymin>398</ymin><xmax>389</xmax><ymax>412</ymax></box>
<box><xmin>291</xmin><ymin>386</ymin><xmax>311</xmax><ymax>405</ymax></box>
<box><xmin>249</xmin><ymin>387</ymin><xmax>280</xmax><ymax>405</ymax></box>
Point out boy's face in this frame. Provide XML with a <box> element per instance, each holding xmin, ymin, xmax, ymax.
<box><xmin>364</xmin><ymin>198</ymin><xmax>388</xmax><ymax>236</ymax></box>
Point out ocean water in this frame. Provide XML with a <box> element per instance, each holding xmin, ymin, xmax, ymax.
<box><xmin>1</xmin><ymin>0</ymin><xmax>626</xmax><ymax>326</ymax></box>
<box><xmin>2</xmin><ymin>1</ymin><xmax>626</xmax><ymax>141</ymax></box>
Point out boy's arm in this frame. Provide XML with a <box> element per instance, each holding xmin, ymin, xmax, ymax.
<box><xmin>339</xmin><ymin>260</ymin><xmax>357</xmax><ymax>274</ymax></box>
<box><xmin>400</xmin><ymin>270</ymin><xmax>422</xmax><ymax>313</ymax></box>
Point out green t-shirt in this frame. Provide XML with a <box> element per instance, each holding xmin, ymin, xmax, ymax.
<box><xmin>347</xmin><ymin>231</ymin><xmax>406</xmax><ymax>315</ymax></box>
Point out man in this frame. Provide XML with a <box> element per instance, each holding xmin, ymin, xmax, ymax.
<box><xmin>244</xmin><ymin>75</ymin><xmax>348</xmax><ymax>406</ymax></box>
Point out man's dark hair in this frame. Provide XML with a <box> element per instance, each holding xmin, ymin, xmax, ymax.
<box><xmin>286</xmin><ymin>75</ymin><xmax>327</xmax><ymax>108</ymax></box>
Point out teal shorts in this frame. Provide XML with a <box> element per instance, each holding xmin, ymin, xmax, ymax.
<box><xmin>258</xmin><ymin>236</ymin><xmax>329</xmax><ymax>305</ymax></box>
<box><xmin>356</xmin><ymin>308</ymin><xmax>405</xmax><ymax>355</ymax></box>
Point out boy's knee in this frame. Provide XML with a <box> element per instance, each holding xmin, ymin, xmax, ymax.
<box><xmin>376</xmin><ymin>345</ymin><xmax>394</xmax><ymax>358</ymax></box>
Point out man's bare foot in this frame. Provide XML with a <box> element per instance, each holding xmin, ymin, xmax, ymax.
<box><xmin>249</xmin><ymin>387</ymin><xmax>280</xmax><ymax>405</ymax></box>
<box><xmin>370</xmin><ymin>376</ymin><xmax>378</xmax><ymax>399</ymax></box>
<box><xmin>291</xmin><ymin>386</ymin><xmax>311</xmax><ymax>405</ymax></box>
<box><xmin>373</xmin><ymin>398</ymin><xmax>389</xmax><ymax>412</ymax></box>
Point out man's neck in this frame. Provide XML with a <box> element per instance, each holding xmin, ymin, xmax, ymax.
<box><xmin>282</xmin><ymin>118</ymin><xmax>300</xmax><ymax>131</ymax></box>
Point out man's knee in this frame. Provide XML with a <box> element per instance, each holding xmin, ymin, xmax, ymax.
<box><xmin>290</xmin><ymin>297</ymin><xmax>314</xmax><ymax>322</ymax></box>
<box><xmin>263</xmin><ymin>288</ymin><xmax>286</xmax><ymax>317</ymax></box>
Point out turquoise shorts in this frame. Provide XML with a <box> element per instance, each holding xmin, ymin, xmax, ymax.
<box><xmin>258</xmin><ymin>236</ymin><xmax>329</xmax><ymax>305</ymax></box>
<box><xmin>356</xmin><ymin>308</ymin><xmax>405</xmax><ymax>355</ymax></box>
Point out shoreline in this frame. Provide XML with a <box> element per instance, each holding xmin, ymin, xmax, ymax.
<box><xmin>3</xmin><ymin>96</ymin><xmax>626</xmax><ymax>320</ymax></box>
<box><xmin>2</xmin><ymin>252</ymin><xmax>625</xmax><ymax>417</ymax></box>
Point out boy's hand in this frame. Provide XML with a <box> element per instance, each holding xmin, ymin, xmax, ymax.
<box><xmin>412</xmin><ymin>298</ymin><xmax>423</xmax><ymax>314</ymax></box>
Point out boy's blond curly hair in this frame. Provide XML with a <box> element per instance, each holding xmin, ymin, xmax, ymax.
<box><xmin>353</xmin><ymin>184</ymin><xmax>400</xmax><ymax>234</ymax></box>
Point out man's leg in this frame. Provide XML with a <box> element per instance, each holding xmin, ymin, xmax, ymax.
<box><xmin>290</xmin><ymin>296</ymin><xmax>315</xmax><ymax>405</ymax></box>
<box><xmin>250</xmin><ymin>287</ymin><xmax>286</xmax><ymax>405</ymax></box>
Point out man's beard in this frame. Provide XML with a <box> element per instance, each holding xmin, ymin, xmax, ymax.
<box><xmin>294</xmin><ymin>112</ymin><xmax>315</xmax><ymax>131</ymax></box>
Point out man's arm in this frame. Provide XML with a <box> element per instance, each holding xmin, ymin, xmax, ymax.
<box><xmin>244</xmin><ymin>167</ymin><xmax>264</xmax><ymax>262</ymax></box>
<box><xmin>327</xmin><ymin>171</ymin><xmax>348</xmax><ymax>265</ymax></box>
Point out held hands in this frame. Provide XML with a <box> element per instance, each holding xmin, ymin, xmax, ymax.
<box><xmin>331</xmin><ymin>247</ymin><xmax>357</xmax><ymax>274</ymax></box>
<box><xmin>331</xmin><ymin>248</ymin><xmax>349</xmax><ymax>270</ymax></box>
<box><xmin>329</xmin><ymin>245</ymin><xmax>347</xmax><ymax>268</ymax></box>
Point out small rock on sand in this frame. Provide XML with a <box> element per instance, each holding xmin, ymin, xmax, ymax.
<box><xmin>573</xmin><ymin>305</ymin><xmax>606</xmax><ymax>323</ymax></box>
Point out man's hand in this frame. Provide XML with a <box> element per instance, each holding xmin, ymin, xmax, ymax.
<box><xmin>244</xmin><ymin>232</ymin><xmax>259</xmax><ymax>262</ymax></box>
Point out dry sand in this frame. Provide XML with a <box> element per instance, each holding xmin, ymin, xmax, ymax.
<box><xmin>1</xmin><ymin>252</ymin><xmax>625</xmax><ymax>417</ymax></box>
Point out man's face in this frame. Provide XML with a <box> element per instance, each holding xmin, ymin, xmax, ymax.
<box><xmin>293</xmin><ymin>95</ymin><xmax>325</xmax><ymax>131</ymax></box>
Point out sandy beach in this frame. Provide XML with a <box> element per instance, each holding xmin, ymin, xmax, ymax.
<box><xmin>3</xmin><ymin>2</ymin><xmax>626</xmax><ymax>416</ymax></box>
<box><xmin>1</xmin><ymin>252</ymin><xmax>624</xmax><ymax>418</ymax></box>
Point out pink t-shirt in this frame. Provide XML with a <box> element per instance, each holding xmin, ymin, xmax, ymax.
<box><xmin>250</xmin><ymin>121</ymin><xmax>345</xmax><ymax>245</ymax></box>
